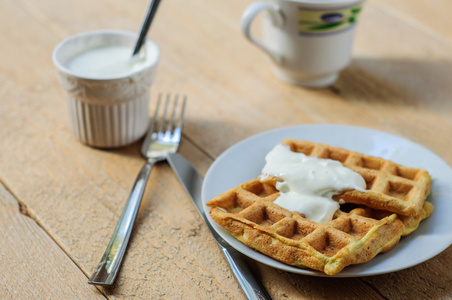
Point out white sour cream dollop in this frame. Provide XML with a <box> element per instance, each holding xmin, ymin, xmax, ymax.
<box><xmin>261</xmin><ymin>144</ymin><xmax>366</xmax><ymax>223</ymax></box>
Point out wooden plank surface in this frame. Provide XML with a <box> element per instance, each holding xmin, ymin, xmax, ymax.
<box><xmin>0</xmin><ymin>0</ymin><xmax>451</xmax><ymax>299</ymax></box>
<box><xmin>0</xmin><ymin>183</ymin><xmax>105</xmax><ymax>299</ymax></box>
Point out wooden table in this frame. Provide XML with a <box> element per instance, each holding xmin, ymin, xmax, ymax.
<box><xmin>1</xmin><ymin>0</ymin><xmax>451</xmax><ymax>298</ymax></box>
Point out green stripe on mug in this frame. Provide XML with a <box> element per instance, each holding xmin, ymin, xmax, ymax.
<box><xmin>298</xmin><ymin>5</ymin><xmax>363</xmax><ymax>35</ymax></box>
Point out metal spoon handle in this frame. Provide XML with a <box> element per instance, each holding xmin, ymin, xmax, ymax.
<box><xmin>132</xmin><ymin>0</ymin><xmax>162</xmax><ymax>56</ymax></box>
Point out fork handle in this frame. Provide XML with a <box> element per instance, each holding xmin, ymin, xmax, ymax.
<box><xmin>88</xmin><ymin>159</ymin><xmax>157</xmax><ymax>286</ymax></box>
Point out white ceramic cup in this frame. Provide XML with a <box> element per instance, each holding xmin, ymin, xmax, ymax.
<box><xmin>241</xmin><ymin>0</ymin><xmax>365</xmax><ymax>88</ymax></box>
<box><xmin>53</xmin><ymin>30</ymin><xmax>159</xmax><ymax>148</ymax></box>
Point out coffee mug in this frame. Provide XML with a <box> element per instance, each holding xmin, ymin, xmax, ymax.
<box><xmin>241</xmin><ymin>0</ymin><xmax>365</xmax><ymax>88</ymax></box>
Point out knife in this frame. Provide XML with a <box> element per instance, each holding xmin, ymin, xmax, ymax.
<box><xmin>167</xmin><ymin>153</ymin><xmax>272</xmax><ymax>300</ymax></box>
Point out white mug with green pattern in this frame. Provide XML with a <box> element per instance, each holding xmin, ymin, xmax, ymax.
<box><xmin>241</xmin><ymin>0</ymin><xmax>364</xmax><ymax>88</ymax></box>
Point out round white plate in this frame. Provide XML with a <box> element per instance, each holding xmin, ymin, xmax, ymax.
<box><xmin>201</xmin><ymin>124</ymin><xmax>452</xmax><ymax>277</ymax></box>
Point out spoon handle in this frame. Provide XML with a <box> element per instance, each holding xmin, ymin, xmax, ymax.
<box><xmin>132</xmin><ymin>0</ymin><xmax>162</xmax><ymax>56</ymax></box>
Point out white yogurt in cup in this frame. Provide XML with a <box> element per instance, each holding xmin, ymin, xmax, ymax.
<box><xmin>53</xmin><ymin>30</ymin><xmax>159</xmax><ymax>148</ymax></box>
<box><xmin>66</xmin><ymin>45</ymin><xmax>154</xmax><ymax>78</ymax></box>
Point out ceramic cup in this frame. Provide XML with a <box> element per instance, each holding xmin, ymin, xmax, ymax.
<box><xmin>53</xmin><ymin>30</ymin><xmax>159</xmax><ymax>148</ymax></box>
<box><xmin>241</xmin><ymin>0</ymin><xmax>365</xmax><ymax>88</ymax></box>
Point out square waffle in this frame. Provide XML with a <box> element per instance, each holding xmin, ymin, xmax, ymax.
<box><xmin>282</xmin><ymin>139</ymin><xmax>432</xmax><ymax>216</ymax></box>
<box><xmin>206</xmin><ymin>179</ymin><xmax>433</xmax><ymax>275</ymax></box>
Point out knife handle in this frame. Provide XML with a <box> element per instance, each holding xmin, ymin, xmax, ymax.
<box><xmin>166</xmin><ymin>153</ymin><xmax>272</xmax><ymax>300</ymax></box>
<box><xmin>219</xmin><ymin>245</ymin><xmax>272</xmax><ymax>300</ymax></box>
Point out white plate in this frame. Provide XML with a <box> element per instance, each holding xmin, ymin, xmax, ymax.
<box><xmin>202</xmin><ymin>124</ymin><xmax>452</xmax><ymax>277</ymax></box>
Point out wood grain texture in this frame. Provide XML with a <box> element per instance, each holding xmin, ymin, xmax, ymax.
<box><xmin>0</xmin><ymin>183</ymin><xmax>105</xmax><ymax>299</ymax></box>
<box><xmin>0</xmin><ymin>0</ymin><xmax>451</xmax><ymax>298</ymax></box>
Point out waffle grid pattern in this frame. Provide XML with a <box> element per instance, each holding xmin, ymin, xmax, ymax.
<box><xmin>283</xmin><ymin>139</ymin><xmax>431</xmax><ymax>216</ymax></box>
<box><xmin>207</xmin><ymin>180</ymin><xmax>433</xmax><ymax>275</ymax></box>
<box><xmin>206</xmin><ymin>141</ymin><xmax>434</xmax><ymax>275</ymax></box>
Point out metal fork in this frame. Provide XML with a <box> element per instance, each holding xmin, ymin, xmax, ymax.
<box><xmin>88</xmin><ymin>94</ymin><xmax>186</xmax><ymax>286</ymax></box>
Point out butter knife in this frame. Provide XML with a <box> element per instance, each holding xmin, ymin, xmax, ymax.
<box><xmin>167</xmin><ymin>153</ymin><xmax>272</xmax><ymax>300</ymax></box>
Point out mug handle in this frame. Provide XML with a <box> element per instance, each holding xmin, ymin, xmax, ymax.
<box><xmin>241</xmin><ymin>2</ymin><xmax>284</xmax><ymax>64</ymax></box>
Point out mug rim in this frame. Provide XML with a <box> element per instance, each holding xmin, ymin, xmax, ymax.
<box><xmin>52</xmin><ymin>30</ymin><xmax>160</xmax><ymax>81</ymax></box>
<box><xmin>282</xmin><ymin>0</ymin><xmax>364</xmax><ymax>6</ymax></box>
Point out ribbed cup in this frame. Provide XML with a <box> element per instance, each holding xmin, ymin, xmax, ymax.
<box><xmin>53</xmin><ymin>30</ymin><xmax>159</xmax><ymax>148</ymax></box>
<box><xmin>65</xmin><ymin>90</ymin><xmax>150</xmax><ymax>148</ymax></box>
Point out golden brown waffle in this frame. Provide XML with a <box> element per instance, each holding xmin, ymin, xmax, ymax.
<box><xmin>206</xmin><ymin>179</ymin><xmax>433</xmax><ymax>275</ymax></box>
<box><xmin>335</xmin><ymin>201</ymin><xmax>434</xmax><ymax>237</ymax></box>
<box><xmin>281</xmin><ymin>139</ymin><xmax>432</xmax><ymax>216</ymax></box>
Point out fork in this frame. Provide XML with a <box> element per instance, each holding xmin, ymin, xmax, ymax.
<box><xmin>88</xmin><ymin>94</ymin><xmax>186</xmax><ymax>286</ymax></box>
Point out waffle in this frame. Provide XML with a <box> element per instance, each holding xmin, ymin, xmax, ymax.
<box><xmin>335</xmin><ymin>201</ymin><xmax>434</xmax><ymax>237</ymax></box>
<box><xmin>206</xmin><ymin>179</ymin><xmax>433</xmax><ymax>275</ymax></box>
<box><xmin>281</xmin><ymin>139</ymin><xmax>432</xmax><ymax>216</ymax></box>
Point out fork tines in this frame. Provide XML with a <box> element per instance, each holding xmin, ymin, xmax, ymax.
<box><xmin>152</xmin><ymin>93</ymin><xmax>186</xmax><ymax>136</ymax></box>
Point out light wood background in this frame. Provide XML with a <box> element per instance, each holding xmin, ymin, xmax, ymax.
<box><xmin>1</xmin><ymin>0</ymin><xmax>451</xmax><ymax>299</ymax></box>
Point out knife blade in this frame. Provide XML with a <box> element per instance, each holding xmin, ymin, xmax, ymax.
<box><xmin>167</xmin><ymin>153</ymin><xmax>272</xmax><ymax>300</ymax></box>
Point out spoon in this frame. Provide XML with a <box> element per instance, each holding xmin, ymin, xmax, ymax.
<box><xmin>132</xmin><ymin>0</ymin><xmax>162</xmax><ymax>57</ymax></box>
